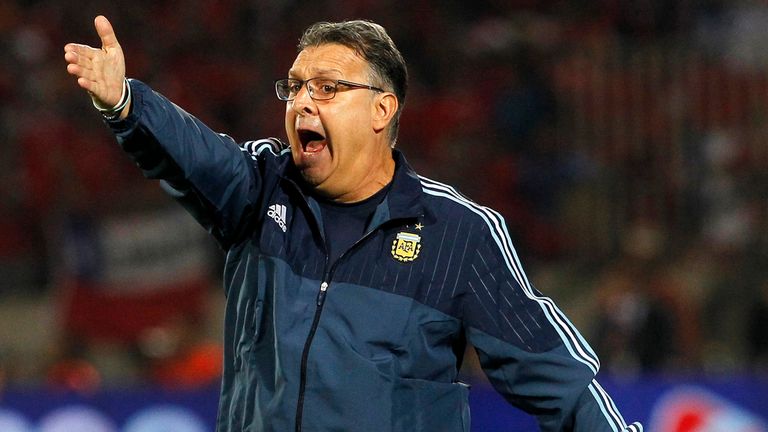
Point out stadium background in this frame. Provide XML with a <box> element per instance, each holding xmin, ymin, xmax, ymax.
<box><xmin>1</xmin><ymin>0</ymin><xmax>768</xmax><ymax>430</ymax></box>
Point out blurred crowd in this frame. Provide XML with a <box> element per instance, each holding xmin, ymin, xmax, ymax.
<box><xmin>2</xmin><ymin>0</ymin><xmax>768</xmax><ymax>393</ymax></box>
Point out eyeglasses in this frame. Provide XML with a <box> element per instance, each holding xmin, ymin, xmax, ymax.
<box><xmin>274</xmin><ymin>78</ymin><xmax>384</xmax><ymax>101</ymax></box>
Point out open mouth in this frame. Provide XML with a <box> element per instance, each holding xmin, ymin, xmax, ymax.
<box><xmin>298</xmin><ymin>129</ymin><xmax>327</xmax><ymax>153</ymax></box>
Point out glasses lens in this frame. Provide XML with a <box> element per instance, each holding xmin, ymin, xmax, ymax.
<box><xmin>275</xmin><ymin>79</ymin><xmax>294</xmax><ymax>100</ymax></box>
<box><xmin>274</xmin><ymin>78</ymin><xmax>339</xmax><ymax>101</ymax></box>
<box><xmin>307</xmin><ymin>79</ymin><xmax>337</xmax><ymax>100</ymax></box>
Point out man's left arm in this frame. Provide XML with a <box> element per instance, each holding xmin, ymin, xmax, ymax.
<box><xmin>462</xmin><ymin>224</ymin><xmax>642</xmax><ymax>431</ymax></box>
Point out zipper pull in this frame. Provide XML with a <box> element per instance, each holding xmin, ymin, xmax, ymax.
<box><xmin>316</xmin><ymin>282</ymin><xmax>329</xmax><ymax>306</ymax></box>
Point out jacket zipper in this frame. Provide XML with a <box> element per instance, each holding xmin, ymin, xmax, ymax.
<box><xmin>294</xmin><ymin>280</ymin><xmax>327</xmax><ymax>432</ymax></box>
<box><xmin>293</xmin><ymin>219</ymin><xmax>411</xmax><ymax>432</ymax></box>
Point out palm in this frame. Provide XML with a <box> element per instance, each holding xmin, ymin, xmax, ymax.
<box><xmin>64</xmin><ymin>15</ymin><xmax>126</xmax><ymax>108</ymax></box>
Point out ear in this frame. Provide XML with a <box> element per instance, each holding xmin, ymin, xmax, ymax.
<box><xmin>371</xmin><ymin>92</ymin><xmax>398</xmax><ymax>134</ymax></box>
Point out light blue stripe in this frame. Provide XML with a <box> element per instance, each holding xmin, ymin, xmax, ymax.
<box><xmin>593</xmin><ymin>379</ymin><xmax>627</xmax><ymax>429</ymax></box>
<box><xmin>588</xmin><ymin>383</ymin><xmax>620</xmax><ymax>432</ymax></box>
<box><xmin>495</xmin><ymin>203</ymin><xmax>600</xmax><ymax>366</ymax></box>
<box><xmin>419</xmin><ymin>177</ymin><xmax>599</xmax><ymax>374</ymax></box>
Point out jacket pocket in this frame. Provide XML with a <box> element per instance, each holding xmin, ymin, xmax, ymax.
<box><xmin>392</xmin><ymin>377</ymin><xmax>471</xmax><ymax>432</ymax></box>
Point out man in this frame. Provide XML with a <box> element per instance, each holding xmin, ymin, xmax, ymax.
<box><xmin>64</xmin><ymin>15</ymin><xmax>642</xmax><ymax>432</ymax></box>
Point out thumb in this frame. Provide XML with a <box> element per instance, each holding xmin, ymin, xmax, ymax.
<box><xmin>94</xmin><ymin>15</ymin><xmax>119</xmax><ymax>49</ymax></box>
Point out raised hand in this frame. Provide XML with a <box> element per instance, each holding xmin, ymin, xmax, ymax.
<box><xmin>64</xmin><ymin>15</ymin><xmax>126</xmax><ymax>111</ymax></box>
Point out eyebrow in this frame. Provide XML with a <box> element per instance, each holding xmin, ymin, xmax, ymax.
<box><xmin>288</xmin><ymin>67</ymin><xmax>344</xmax><ymax>78</ymax></box>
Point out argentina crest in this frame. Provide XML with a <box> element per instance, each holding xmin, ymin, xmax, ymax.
<box><xmin>391</xmin><ymin>231</ymin><xmax>422</xmax><ymax>262</ymax></box>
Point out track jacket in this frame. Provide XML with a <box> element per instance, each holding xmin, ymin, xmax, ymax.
<box><xmin>108</xmin><ymin>79</ymin><xmax>642</xmax><ymax>432</ymax></box>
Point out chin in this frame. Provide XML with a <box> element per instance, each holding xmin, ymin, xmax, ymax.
<box><xmin>298</xmin><ymin>168</ymin><xmax>328</xmax><ymax>189</ymax></box>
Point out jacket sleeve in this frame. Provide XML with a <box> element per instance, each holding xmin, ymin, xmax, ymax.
<box><xmin>463</xmin><ymin>221</ymin><xmax>642</xmax><ymax>431</ymax></box>
<box><xmin>105</xmin><ymin>79</ymin><xmax>276</xmax><ymax>248</ymax></box>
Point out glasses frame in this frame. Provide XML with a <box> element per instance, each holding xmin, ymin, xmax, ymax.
<box><xmin>274</xmin><ymin>78</ymin><xmax>385</xmax><ymax>101</ymax></box>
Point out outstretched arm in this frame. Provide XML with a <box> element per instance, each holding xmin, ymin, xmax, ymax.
<box><xmin>63</xmin><ymin>16</ymin><xmax>273</xmax><ymax>249</ymax></box>
<box><xmin>64</xmin><ymin>15</ymin><xmax>129</xmax><ymax>119</ymax></box>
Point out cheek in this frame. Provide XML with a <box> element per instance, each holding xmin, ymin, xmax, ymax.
<box><xmin>284</xmin><ymin>107</ymin><xmax>299</xmax><ymax>146</ymax></box>
<box><xmin>326</xmin><ymin>105</ymin><xmax>370</xmax><ymax>141</ymax></box>
<box><xmin>284</xmin><ymin>104</ymin><xmax>294</xmax><ymax>131</ymax></box>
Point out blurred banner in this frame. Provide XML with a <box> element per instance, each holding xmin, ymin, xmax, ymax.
<box><xmin>1</xmin><ymin>376</ymin><xmax>766</xmax><ymax>431</ymax></box>
<box><xmin>58</xmin><ymin>206</ymin><xmax>213</xmax><ymax>343</ymax></box>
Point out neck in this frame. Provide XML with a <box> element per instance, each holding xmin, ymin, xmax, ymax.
<box><xmin>333</xmin><ymin>153</ymin><xmax>395</xmax><ymax>203</ymax></box>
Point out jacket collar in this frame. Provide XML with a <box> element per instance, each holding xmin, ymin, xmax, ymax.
<box><xmin>377</xmin><ymin>149</ymin><xmax>425</xmax><ymax>222</ymax></box>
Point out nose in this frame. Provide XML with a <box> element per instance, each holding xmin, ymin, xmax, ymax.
<box><xmin>291</xmin><ymin>84</ymin><xmax>316</xmax><ymax>116</ymax></box>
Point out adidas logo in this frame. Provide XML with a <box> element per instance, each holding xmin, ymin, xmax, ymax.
<box><xmin>267</xmin><ymin>204</ymin><xmax>288</xmax><ymax>233</ymax></box>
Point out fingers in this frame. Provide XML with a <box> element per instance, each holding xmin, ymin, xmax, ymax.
<box><xmin>64</xmin><ymin>48</ymin><xmax>106</xmax><ymax>97</ymax></box>
<box><xmin>63</xmin><ymin>15</ymin><xmax>126</xmax><ymax>108</ymax></box>
<box><xmin>66</xmin><ymin>64</ymin><xmax>102</xmax><ymax>95</ymax></box>
<box><xmin>64</xmin><ymin>50</ymin><xmax>94</xmax><ymax>70</ymax></box>
<box><xmin>77</xmin><ymin>77</ymin><xmax>95</xmax><ymax>92</ymax></box>
<box><xmin>66</xmin><ymin>61</ymin><xmax>98</xmax><ymax>81</ymax></box>
<box><xmin>64</xmin><ymin>43</ymin><xmax>98</xmax><ymax>58</ymax></box>
<box><xmin>94</xmin><ymin>15</ymin><xmax>119</xmax><ymax>49</ymax></box>
<box><xmin>64</xmin><ymin>48</ymin><xmax>97</xmax><ymax>83</ymax></box>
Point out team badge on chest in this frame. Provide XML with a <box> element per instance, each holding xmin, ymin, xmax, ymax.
<box><xmin>391</xmin><ymin>232</ymin><xmax>422</xmax><ymax>262</ymax></box>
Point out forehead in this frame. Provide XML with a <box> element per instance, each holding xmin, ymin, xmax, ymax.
<box><xmin>289</xmin><ymin>43</ymin><xmax>369</xmax><ymax>78</ymax></box>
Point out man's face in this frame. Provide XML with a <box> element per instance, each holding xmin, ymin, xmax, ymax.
<box><xmin>284</xmin><ymin>43</ymin><xmax>387</xmax><ymax>201</ymax></box>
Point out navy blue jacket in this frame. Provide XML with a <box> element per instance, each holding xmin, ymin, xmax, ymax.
<box><xmin>109</xmin><ymin>79</ymin><xmax>642</xmax><ymax>432</ymax></box>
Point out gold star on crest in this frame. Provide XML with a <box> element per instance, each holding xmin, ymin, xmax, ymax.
<box><xmin>414</xmin><ymin>223</ymin><xmax>424</xmax><ymax>230</ymax></box>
